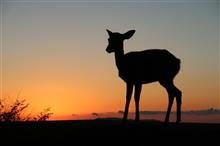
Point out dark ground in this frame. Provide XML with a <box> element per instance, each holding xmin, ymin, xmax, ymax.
<box><xmin>0</xmin><ymin>119</ymin><xmax>219</xmax><ymax>146</ymax></box>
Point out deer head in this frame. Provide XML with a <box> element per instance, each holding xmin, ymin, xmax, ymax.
<box><xmin>106</xmin><ymin>29</ymin><xmax>136</xmax><ymax>53</ymax></box>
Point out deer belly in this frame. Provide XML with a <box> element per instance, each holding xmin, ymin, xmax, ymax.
<box><xmin>118</xmin><ymin>70</ymin><xmax>160</xmax><ymax>84</ymax></box>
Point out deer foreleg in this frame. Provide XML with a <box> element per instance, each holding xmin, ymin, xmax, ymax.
<box><xmin>134</xmin><ymin>84</ymin><xmax>142</xmax><ymax>122</ymax></box>
<box><xmin>123</xmin><ymin>83</ymin><xmax>133</xmax><ymax>122</ymax></box>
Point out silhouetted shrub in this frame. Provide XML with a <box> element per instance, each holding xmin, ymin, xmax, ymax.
<box><xmin>0</xmin><ymin>98</ymin><xmax>53</xmax><ymax>122</ymax></box>
<box><xmin>34</xmin><ymin>107</ymin><xmax>53</xmax><ymax>121</ymax></box>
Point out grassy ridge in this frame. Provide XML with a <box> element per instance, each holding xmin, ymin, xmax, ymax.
<box><xmin>0</xmin><ymin>120</ymin><xmax>219</xmax><ymax>146</ymax></box>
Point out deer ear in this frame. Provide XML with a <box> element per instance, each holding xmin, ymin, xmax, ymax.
<box><xmin>123</xmin><ymin>30</ymin><xmax>135</xmax><ymax>40</ymax></box>
<box><xmin>106</xmin><ymin>29</ymin><xmax>112</xmax><ymax>36</ymax></box>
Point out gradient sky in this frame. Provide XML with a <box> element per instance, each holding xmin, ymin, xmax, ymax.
<box><xmin>1</xmin><ymin>0</ymin><xmax>219</xmax><ymax>119</ymax></box>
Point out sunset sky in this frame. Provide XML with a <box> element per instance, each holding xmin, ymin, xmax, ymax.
<box><xmin>1</xmin><ymin>0</ymin><xmax>219</xmax><ymax>120</ymax></box>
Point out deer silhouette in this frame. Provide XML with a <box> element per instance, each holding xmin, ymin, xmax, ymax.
<box><xmin>106</xmin><ymin>29</ymin><xmax>182</xmax><ymax>123</ymax></box>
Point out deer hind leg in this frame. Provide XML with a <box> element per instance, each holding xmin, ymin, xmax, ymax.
<box><xmin>123</xmin><ymin>83</ymin><xmax>133</xmax><ymax>123</ymax></box>
<box><xmin>175</xmin><ymin>87</ymin><xmax>182</xmax><ymax>123</ymax></box>
<box><xmin>160</xmin><ymin>80</ymin><xmax>175</xmax><ymax>123</ymax></box>
<box><xmin>134</xmin><ymin>84</ymin><xmax>142</xmax><ymax>122</ymax></box>
<box><xmin>160</xmin><ymin>80</ymin><xmax>182</xmax><ymax>123</ymax></box>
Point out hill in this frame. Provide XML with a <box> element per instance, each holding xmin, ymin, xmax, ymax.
<box><xmin>0</xmin><ymin>119</ymin><xmax>219</xmax><ymax>146</ymax></box>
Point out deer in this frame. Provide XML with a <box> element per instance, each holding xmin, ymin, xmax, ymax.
<box><xmin>106</xmin><ymin>29</ymin><xmax>182</xmax><ymax>124</ymax></box>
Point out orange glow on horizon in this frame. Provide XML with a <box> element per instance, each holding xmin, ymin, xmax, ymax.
<box><xmin>1</xmin><ymin>0</ymin><xmax>219</xmax><ymax>121</ymax></box>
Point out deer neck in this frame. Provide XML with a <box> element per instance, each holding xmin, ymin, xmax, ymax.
<box><xmin>114</xmin><ymin>44</ymin><xmax>124</xmax><ymax>70</ymax></box>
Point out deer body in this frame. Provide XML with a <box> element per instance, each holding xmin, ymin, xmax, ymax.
<box><xmin>116</xmin><ymin>49</ymin><xmax>180</xmax><ymax>84</ymax></box>
<box><xmin>106</xmin><ymin>30</ymin><xmax>182</xmax><ymax>123</ymax></box>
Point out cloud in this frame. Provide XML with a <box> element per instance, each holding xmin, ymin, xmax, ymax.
<box><xmin>92</xmin><ymin>113</ymin><xmax>99</xmax><ymax>117</ymax></box>
<box><xmin>137</xmin><ymin>108</ymin><xmax>220</xmax><ymax>115</ymax></box>
<box><xmin>182</xmin><ymin>108</ymin><xmax>220</xmax><ymax>115</ymax></box>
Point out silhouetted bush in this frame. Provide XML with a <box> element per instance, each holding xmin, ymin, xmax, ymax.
<box><xmin>34</xmin><ymin>107</ymin><xmax>53</xmax><ymax>121</ymax></box>
<box><xmin>0</xmin><ymin>98</ymin><xmax>53</xmax><ymax>122</ymax></box>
